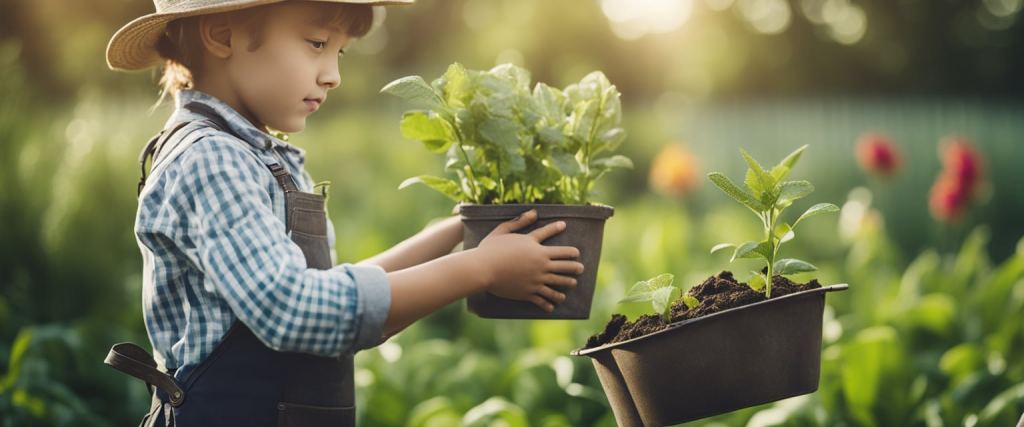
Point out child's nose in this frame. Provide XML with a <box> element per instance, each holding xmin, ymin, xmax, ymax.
<box><xmin>318</xmin><ymin>61</ymin><xmax>340</xmax><ymax>90</ymax></box>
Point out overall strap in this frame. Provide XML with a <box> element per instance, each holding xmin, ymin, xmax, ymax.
<box><xmin>104</xmin><ymin>343</ymin><xmax>186</xmax><ymax>407</ymax></box>
<box><xmin>136</xmin><ymin>102</ymin><xmax>245</xmax><ymax>197</ymax></box>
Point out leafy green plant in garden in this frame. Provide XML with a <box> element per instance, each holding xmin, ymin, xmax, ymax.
<box><xmin>617</xmin><ymin>274</ymin><xmax>699</xmax><ymax>322</ymax></box>
<box><xmin>707</xmin><ymin>145</ymin><xmax>840</xmax><ymax>298</ymax></box>
<box><xmin>381</xmin><ymin>63</ymin><xmax>633</xmax><ymax>205</ymax></box>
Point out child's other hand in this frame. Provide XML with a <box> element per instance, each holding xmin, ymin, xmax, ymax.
<box><xmin>476</xmin><ymin>209</ymin><xmax>583</xmax><ymax>312</ymax></box>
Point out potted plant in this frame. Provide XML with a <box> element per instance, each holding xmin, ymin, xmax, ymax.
<box><xmin>382</xmin><ymin>63</ymin><xmax>633</xmax><ymax>319</ymax></box>
<box><xmin>571</xmin><ymin>145</ymin><xmax>849</xmax><ymax>426</ymax></box>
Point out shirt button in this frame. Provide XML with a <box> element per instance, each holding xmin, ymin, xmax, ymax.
<box><xmin>265</xmin><ymin>140</ymin><xmax>273</xmax><ymax>150</ymax></box>
<box><xmin>278</xmin><ymin>403</ymin><xmax>286</xmax><ymax>410</ymax></box>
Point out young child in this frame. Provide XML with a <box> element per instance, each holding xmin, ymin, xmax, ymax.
<box><xmin>104</xmin><ymin>1</ymin><xmax>583</xmax><ymax>425</ymax></box>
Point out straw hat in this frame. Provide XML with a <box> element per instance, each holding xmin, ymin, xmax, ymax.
<box><xmin>107</xmin><ymin>0</ymin><xmax>412</xmax><ymax>71</ymax></box>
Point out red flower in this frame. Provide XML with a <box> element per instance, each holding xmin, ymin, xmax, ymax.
<box><xmin>649</xmin><ymin>143</ymin><xmax>700</xmax><ymax>197</ymax></box>
<box><xmin>929</xmin><ymin>137</ymin><xmax>985</xmax><ymax>222</ymax></box>
<box><xmin>855</xmin><ymin>132</ymin><xmax>901</xmax><ymax>176</ymax></box>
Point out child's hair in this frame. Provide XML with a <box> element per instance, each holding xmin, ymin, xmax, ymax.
<box><xmin>155</xmin><ymin>3</ymin><xmax>374</xmax><ymax>105</ymax></box>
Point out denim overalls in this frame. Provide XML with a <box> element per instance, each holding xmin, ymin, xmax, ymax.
<box><xmin>106</xmin><ymin>103</ymin><xmax>355</xmax><ymax>426</ymax></box>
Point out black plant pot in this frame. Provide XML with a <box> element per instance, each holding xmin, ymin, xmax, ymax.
<box><xmin>571</xmin><ymin>284</ymin><xmax>849</xmax><ymax>426</ymax></box>
<box><xmin>460</xmin><ymin>203</ymin><xmax>614</xmax><ymax>320</ymax></box>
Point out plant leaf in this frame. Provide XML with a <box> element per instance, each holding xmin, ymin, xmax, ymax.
<box><xmin>594</xmin><ymin>128</ymin><xmax>627</xmax><ymax>155</ymax></box>
<box><xmin>478</xmin><ymin>117</ymin><xmax>523</xmax><ymax>152</ymax></box>
<box><xmin>740</xmin><ymin>149</ymin><xmax>777</xmax><ymax>197</ymax></box>
<box><xmin>592</xmin><ymin>155</ymin><xmax>634</xmax><ymax>170</ymax></box>
<box><xmin>795</xmin><ymin>203</ymin><xmax>840</xmax><ymax>225</ymax></box>
<box><xmin>778</xmin><ymin>144</ymin><xmax>808</xmax><ymax>171</ymax></box>
<box><xmin>747</xmin><ymin>273</ymin><xmax>767</xmax><ymax>291</ymax></box>
<box><xmin>732</xmin><ymin>240</ymin><xmax>771</xmax><ymax>262</ymax></box>
<box><xmin>774</xmin><ymin>258</ymin><xmax>818</xmax><ymax>275</ymax></box>
<box><xmin>769</xmin><ymin>165</ymin><xmax>791</xmax><ymax>182</ymax></box>
<box><xmin>381</xmin><ymin>76</ymin><xmax>448</xmax><ymax>112</ymax></box>
<box><xmin>774</xmin><ymin>222</ymin><xmax>795</xmax><ymax>243</ymax></box>
<box><xmin>652</xmin><ymin>287</ymin><xmax>681</xmax><ymax>321</ymax></box>
<box><xmin>708</xmin><ymin>173</ymin><xmax>765</xmax><ymax>212</ymax></box>
<box><xmin>399</xmin><ymin>112</ymin><xmax>455</xmax><ymax>153</ymax></box>
<box><xmin>778</xmin><ymin>181</ymin><xmax>814</xmax><ymax>203</ymax></box>
<box><xmin>550</xmin><ymin>151</ymin><xmax>581</xmax><ymax>177</ymax></box>
<box><xmin>745</xmin><ymin>169</ymin><xmax>766</xmax><ymax>194</ymax></box>
<box><xmin>711</xmin><ymin>243</ymin><xmax>735</xmax><ymax>254</ymax></box>
<box><xmin>683</xmin><ymin>295</ymin><xmax>700</xmax><ymax>309</ymax></box>
<box><xmin>646</xmin><ymin>273</ymin><xmax>675</xmax><ymax>290</ymax></box>
<box><xmin>398</xmin><ymin>176</ymin><xmax>462</xmax><ymax>201</ymax></box>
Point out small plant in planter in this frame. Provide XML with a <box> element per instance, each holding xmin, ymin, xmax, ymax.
<box><xmin>382</xmin><ymin>63</ymin><xmax>633</xmax><ymax>319</ymax></box>
<box><xmin>572</xmin><ymin>146</ymin><xmax>848</xmax><ymax>427</ymax></box>
<box><xmin>707</xmin><ymin>144</ymin><xmax>840</xmax><ymax>297</ymax></box>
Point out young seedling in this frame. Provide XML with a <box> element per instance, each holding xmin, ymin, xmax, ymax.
<box><xmin>617</xmin><ymin>274</ymin><xmax>699</xmax><ymax>323</ymax></box>
<box><xmin>708</xmin><ymin>145</ymin><xmax>839</xmax><ymax>298</ymax></box>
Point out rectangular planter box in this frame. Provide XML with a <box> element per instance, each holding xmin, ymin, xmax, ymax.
<box><xmin>572</xmin><ymin>284</ymin><xmax>848</xmax><ymax>426</ymax></box>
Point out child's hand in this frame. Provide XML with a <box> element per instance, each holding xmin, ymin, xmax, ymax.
<box><xmin>476</xmin><ymin>209</ymin><xmax>584</xmax><ymax>312</ymax></box>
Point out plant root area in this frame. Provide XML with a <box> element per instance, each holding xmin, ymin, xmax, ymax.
<box><xmin>584</xmin><ymin>271</ymin><xmax>821</xmax><ymax>349</ymax></box>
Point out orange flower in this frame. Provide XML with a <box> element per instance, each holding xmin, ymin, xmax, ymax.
<box><xmin>855</xmin><ymin>132</ymin><xmax>901</xmax><ymax>176</ymax></box>
<box><xmin>929</xmin><ymin>136</ymin><xmax>985</xmax><ymax>222</ymax></box>
<box><xmin>649</xmin><ymin>143</ymin><xmax>700</xmax><ymax>197</ymax></box>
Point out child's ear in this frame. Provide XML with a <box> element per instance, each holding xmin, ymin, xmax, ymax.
<box><xmin>199</xmin><ymin>14</ymin><xmax>233</xmax><ymax>59</ymax></box>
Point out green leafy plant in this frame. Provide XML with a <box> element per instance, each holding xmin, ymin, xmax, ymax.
<box><xmin>617</xmin><ymin>274</ymin><xmax>699</xmax><ymax>322</ymax></box>
<box><xmin>707</xmin><ymin>145</ymin><xmax>839</xmax><ymax>298</ymax></box>
<box><xmin>381</xmin><ymin>63</ymin><xmax>633</xmax><ymax>205</ymax></box>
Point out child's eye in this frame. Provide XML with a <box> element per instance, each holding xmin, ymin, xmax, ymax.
<box><xmin>308</xmin><ymin>40</ymin><xmax>326</xmax><ymax>50</ymax></box>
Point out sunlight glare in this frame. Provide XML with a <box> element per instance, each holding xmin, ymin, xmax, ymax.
<box><xmin>601</xmin><ymin>0</ymin><xmax>693</xmax><ymax>40</ymax></box>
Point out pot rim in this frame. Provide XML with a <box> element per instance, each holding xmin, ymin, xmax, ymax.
<box><xmin>571</xmin><ymin>284</ymin><xmax>849</xmax><ymax>357</ymax></box>
<box><xmin>460</xmin><ymin>203</ymin><xmax>614</xmax><ymax>221</ymax></box>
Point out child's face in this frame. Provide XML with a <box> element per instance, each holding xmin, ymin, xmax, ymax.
<box><xmin>226</xmin><ymin>2</ymin><xmax>354</xmax><ymax>134</ymax></box>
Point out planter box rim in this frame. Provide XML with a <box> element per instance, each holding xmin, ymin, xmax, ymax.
<box><xmin>571</xmin><ymin>284</ymin><xmax>848</xmax><ymax>356</ymax></box>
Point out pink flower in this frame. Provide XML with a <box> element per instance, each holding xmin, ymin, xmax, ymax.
<box><xmin>929</xmin><ymin>137</ymin><xmax>985</xmax><ymax>223</ymax></box>
<box><xmin>855</xmin><ymin>132</ymin><xmax>901</xmax><ymax>176</ymax></box>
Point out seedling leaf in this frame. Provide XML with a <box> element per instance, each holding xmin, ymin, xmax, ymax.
<box><xmin>708</xmin><ymin>173</ymin><xmax>765</xmax><ymax>211</ymax></box>
<box><xmin>711</xmin><ymin>243</ymin><xmax>735</xmax><ymax>254</ymax></box>
<box><xmin>795</xmin><ymin>203</ymin><xmax>840</xmax><ymax>225</ymax></box>
<box><xmin>741</xmin><ymin>149</ymin><xmax>777</xmax><ymax>195</ymax></box>
<box><xmin>778</xmin><ymin>181</ymin><xmax>814</xmax><ymax>203</ymax></box>
<box><xmin>747</xmin><ymin>274</ymin><xmax>767</xmax><ymax>291</ymax></box>
<box><xmin>732</xmin><ymin>240</ymin><xmax>771</xmax><ymax>262</ymax></box>
<box><xmin>683</xmin><ymin>295</ymin><xmax>700</xmax><ymax>309</ymax></box>
<box><xmin>774</xmin><ymin>258</ymin><xmax>818</xmax><ymax>275</ymax></box>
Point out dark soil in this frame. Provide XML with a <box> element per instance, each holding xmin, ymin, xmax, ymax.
<box><xmin>584</xmin><ymin>271</ymin><xmax>821</xmax><ymax>349</ymax></box>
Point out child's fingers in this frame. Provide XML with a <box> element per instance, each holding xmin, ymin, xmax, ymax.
<box><xmin>489</xmin><ymin>209</ymin><xmax>538</xmax><ymax>235</ymax></box>
<box><xmin>537</xmin><ymin>285</ymin><xmax>566</xmax><ymax>303</ymax></box>
<box><xmin>548</xmin><ymin>260</ymin><xmax>584</xmax><ymax>276</ymax></box>
<box><xmin>546</xmin><ymin>246</ymin><xmax>580</xmax><ymax>259</ymax></box>
<box><xmin>528</xmin><ymin>220</ymin><xmax>566</xmax><ymax>242</ymax></box>
<box><xmin>529</xmin><ymin>295</ymin><xmax>555</xmax><ymax>312</ymax></box>
<box><xmin>543</xmin><ymin>273</ymin><xmax>578</xmax><ymax>288</ymax></box>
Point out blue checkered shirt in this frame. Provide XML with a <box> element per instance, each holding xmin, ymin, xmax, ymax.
<box><xmin>135</xmin><ymin>90</ymin><xmax>391</xmax><ymax>371</ymax></box>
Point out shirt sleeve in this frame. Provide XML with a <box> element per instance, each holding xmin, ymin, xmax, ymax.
<box><xmin>172</xmin><ymin>136</ymin><xmax>391</xmax><ymax>356</ymax></box>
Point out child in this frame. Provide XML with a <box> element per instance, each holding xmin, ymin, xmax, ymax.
<box><xmin>103</xmin><ymin>1</ymin><xmax>583</xmax><ymax>425</ymax></box>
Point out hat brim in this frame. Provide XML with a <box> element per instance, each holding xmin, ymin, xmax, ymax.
<box><xmin>107</xmin><ymin>0</ymin><xmax>412</xmax><ymax>71</ymax></box>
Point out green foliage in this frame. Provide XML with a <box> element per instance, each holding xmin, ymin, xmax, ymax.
<box><xmin>382</xmin><ymin>63</ymin><xmax>633</xmax><ymax>205</ymax></box>
<box><xmin>617</xmin><ymin>273</ymin><xmax>699</xmax><ymax>322</ymax></box>
<box><xmin>708</xmin><ymin>145</ymin><xmax>839</xmax><ymax>297</ymax></box>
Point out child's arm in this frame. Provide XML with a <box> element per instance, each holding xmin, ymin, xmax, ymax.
<box><xmin>357</xmin><ymin>216</ymin><xmax>463</xmax><ymax>272</ymax></box>
<box><xmin>383</xmin><ymin>210</ymin><xmax>581</xmax><ymax>336</ymax></box>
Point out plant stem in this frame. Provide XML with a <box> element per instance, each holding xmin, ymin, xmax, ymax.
<box><xmin>453</xmin><ymin>126</ymin><xmax>481</xmax><ymax>204</ymax></box>
<box><xmin>765</xmin><ymin>207</ymin><xmax>776</xmax><ymax>299</ymax></box>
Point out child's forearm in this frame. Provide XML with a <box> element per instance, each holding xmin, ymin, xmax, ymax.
<box><xmin>383</xmin><ymin>249</ymin><xmax>490</xmax><ymax>335</ymax></box>
<box><xmin>358</xmin><ymin>216</ymin><xmax>463</xmax><ymax>272</ymax></box>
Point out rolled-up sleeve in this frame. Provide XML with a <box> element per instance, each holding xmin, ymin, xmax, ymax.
<box><xmin>172</xmin><ymin>136</ymin><xmax>390</xmax><ymax>357</ymax></box>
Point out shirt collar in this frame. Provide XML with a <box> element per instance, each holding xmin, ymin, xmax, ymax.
<box><xmin>169</xmin><ymin>90</ymin><xmax>306</xmax><ymax>156</ymax></box>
